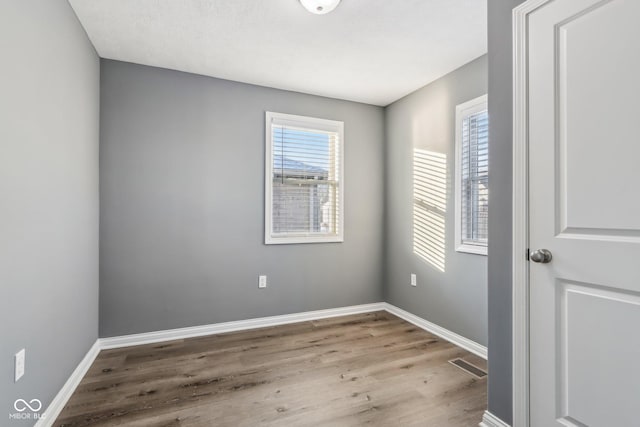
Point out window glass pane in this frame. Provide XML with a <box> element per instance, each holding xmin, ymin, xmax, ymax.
<box><xmin>461</xmin><ymin>109</ymin><xmax>488</xmax><ymax>245</ymax></box>
<box><xmin>267</xmin><ymin>114</ymin><xmax>342</xmax><ymax>243</ymax></box>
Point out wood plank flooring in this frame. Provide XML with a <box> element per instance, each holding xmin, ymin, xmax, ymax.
<box><xmin>55</xmin><ymin>312</ymin><xmax>487</xmax><ymax>426</ymax></box>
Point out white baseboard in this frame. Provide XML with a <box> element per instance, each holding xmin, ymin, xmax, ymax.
<box><xmin>100</xmin><ymin>302</ymin><xmax>386</xmax><ymax>349</ymax></box>
<box><xmin>35</xmin><ymin>339</ymin><xmax>101</xmax><ymax>427</ymax></box>
<box><xmin>100</xmin><ymin>303</ymin><xmax>487</xmax><ymax>359</ymax></box>
<box><xmin>383</xmin><ymin>303</ymin><xmax>487</xmax><ymax>359</ymax></box>
<box><xmin>479</xmin><ymin>411</ymin><xmax>511</xmax><ymax>427</ymax></box>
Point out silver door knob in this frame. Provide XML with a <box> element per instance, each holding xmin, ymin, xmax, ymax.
<box><xmin>530</xmin><ymin>249</ymin><xmax>552</xmax><ymax>263</ymax></box>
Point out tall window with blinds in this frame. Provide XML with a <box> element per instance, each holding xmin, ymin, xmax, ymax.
<box><xmin>265</xmin><ymin>112</ymin><xmax>344</xmax><ymax>244</ymax></box>
<box><xmin>454</xmin><ymin>95</ymin><xmax>489</xmax><ymax>255</ymax></box>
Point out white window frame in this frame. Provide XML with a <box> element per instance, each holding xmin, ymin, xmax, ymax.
<box><xmin>454</xmin><ymin>94</ymin><xmax>489</xmax><ymax>256</ymax></box>
<box><xmin>265</xmin><ymin>111</ymin><xmax>344</xmax><ymax>245</ymax></box>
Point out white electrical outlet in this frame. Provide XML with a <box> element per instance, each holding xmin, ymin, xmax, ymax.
<box><xmin>15</xmin><ymin>349</ymin><xmax>25</xmax><ymax>382</ymax></box>
<box><xmin>258</xmin><ymin>275</ymin><xmax>267</xmax><ymax>288</ymax></box>
<box><xmin>410</xmin><ymin>274</ymin><xmax>417</xmax><ymax>287</ymax></box>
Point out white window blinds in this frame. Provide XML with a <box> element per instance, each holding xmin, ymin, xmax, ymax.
<box><xmin>455</xmin><ymin>95</ymin><xmax>489</xmax><ymax>255</ymax></box>
<box><xmin>461</xmin><ymin>110</ymin><xmax>489</xmax><ymax>243</ymax></box>
<box><xmin>265</xmin><ymin>112</ymin><xmax>344</xmax><ymax>244</ymax></box>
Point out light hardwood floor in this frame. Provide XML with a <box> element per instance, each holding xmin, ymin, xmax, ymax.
<box><xmin>55</xmin><ymin>312</ymin><xmax>487</xmax><ymax>426</ymax></box>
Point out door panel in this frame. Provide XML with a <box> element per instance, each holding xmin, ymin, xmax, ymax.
<box><xmin>559</xmin><ymin>281</ymin><xmax>640</xmax><ymax>426</ymax></box>
<box><xmin>558</xmin><ymin>0</ymin><xmax>640</xmax><ymax>234</ymax></box>
<box><xmin>528</xmin><ymin>0</ymin><xmax>640</xmax><ymax>425</ymax></box>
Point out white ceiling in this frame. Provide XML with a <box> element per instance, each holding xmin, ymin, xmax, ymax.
<box><xmin>68</xmin><ymin>0</ymin><xmax>487</xmax><ymax>106</ymax></box>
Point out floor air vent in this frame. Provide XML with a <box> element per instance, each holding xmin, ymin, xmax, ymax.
<box><xmin>448</xmin><ymin>358</ymin><xmax>487</xmax><ymax>379</ymax></box>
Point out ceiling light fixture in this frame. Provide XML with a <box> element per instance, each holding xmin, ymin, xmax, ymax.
<box><xmin>299</xmin><ymin>0</ymin><xmax>341</xmax><ymax>15</ymax></box>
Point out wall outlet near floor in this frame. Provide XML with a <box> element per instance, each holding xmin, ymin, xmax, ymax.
<box><xmin>410</xmin><ymin>274</ymin><xmax>417</xmax><ymax>287</ymax></box>
<box><xmin>15</xmin><ymin>349</ymin><xmax>25</xmax><ymax>382</ymax></box>
<box><xmin>258</xmin><ymin>275</ymin><xmax>267</xmax><ymax>288</ymax></box>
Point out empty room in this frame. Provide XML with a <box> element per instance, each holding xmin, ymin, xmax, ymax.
<box><xmin>2</xmin><ymin>0</ymin><xmax>638</xmax><ymax>426</ymax></box>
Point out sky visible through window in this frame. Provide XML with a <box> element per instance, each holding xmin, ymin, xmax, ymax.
<box><xmin>273</xmin><ymin>127</ymin><xmax>331</xmax><ymax>176</ymax></box>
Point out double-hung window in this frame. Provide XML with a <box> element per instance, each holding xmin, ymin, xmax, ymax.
<box><xmin>265</xmin><ymin>112</ymin><xmax>344</xmax><ymax>244</ymax></box>
<box><xmin>455</xmin><ymin>95</ymin><xmax>489</xmax><ymax>255</ymax></box>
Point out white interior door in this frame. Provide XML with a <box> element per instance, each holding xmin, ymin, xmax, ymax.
<box><xmin>527</xmin><ymin>0</ymin><xmax>640</xmax><ymax>425</ymax></box>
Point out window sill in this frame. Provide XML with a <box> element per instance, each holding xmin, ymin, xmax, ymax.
<box><xmin>265</xmin><ymin>235</ymin><xmax>344</xmax><ymax>245</ymax></box>
<box><xmin>455</xmin><ymin>243</ymin><xmax>488</xmax><ymax>256</ymax></box>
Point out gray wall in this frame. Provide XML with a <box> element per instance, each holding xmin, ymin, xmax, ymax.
<box><xmin>99</xmin><ymin>60</ymin><xmax>385</xmax><ymax>337</ymax></box>
<box><xmin>384</xmin><ymin>55</ymin><xmax>488</xmax><ymax>346</ymax></box>
<box><xmin>487</xmin><ymin>0</ymin><xmax>526</xmax><ymax>424</ymax></box>
<box><xmin>0</xmin><ymin>0</ymin><xmax>100</xmax><ymax>423</ymax></box>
